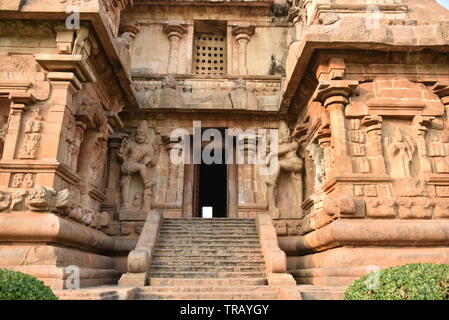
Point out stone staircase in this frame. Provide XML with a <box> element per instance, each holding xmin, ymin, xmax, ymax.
<box><xmin>135</xmin><ymin>218</ymin><xmax>278</xmax><ymax>300</ymax></box>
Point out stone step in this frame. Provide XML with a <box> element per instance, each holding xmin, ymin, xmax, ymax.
<box><xmin>135</xmin><ymin>291</ymin><xmax>277</xmax><ymax>300</ymax></box>
<box><xmin>149</xmin><ymin>271</ymin><xmax>266</xmax><ymax>278</ymax></box>
<box><xmin>156</xmin><ymin>240</ymin><xmax>260</xmax><ymax>246</ymax></box>
<box><xmin>138</xmin><ymin>286</ymin><xmax>273</xmax><ymax>293</ymax></box>
<box><xmin>158</xmin><ymin>236</ymin><xmax>259</xmax><ymax>242</ymax></box>
<box><xmin>151</xmin><ymin>259</ymin><xmax>265</xmax><ymax>266</ymax></box>
<box><xmin>162</xmin><ymin>218</ymin><xmax>255</xmax><ymax>223</ymax></box>
<box><xmin>158</xmin><ymin>232</ymin><xmax>259</xmax><ymax>238</ymax></box>
<box><xmin>160</xmin><ymin>226</ymin><xmax>257</xmax><ymax>234</ymax></box>
<box><xmin>54</xmin><ymin>290</ymin><xmax>119</xmax><ymax>300</ymax></box>
<box><xmin>150</xmin><ymin>265</ymin><xmax>266</xmax><ymax>273</ymax></box>
<box><xmin>297</xmin><ymin>285</ymin><xmax>346</xmax><ymax>300</ymax></box>
<box><xmin>153</xmin><ymin>253</ymin><xmax>264</xmax><ymax>260</ymax></box>
<box><xmin>148</xmin><ymin>277</ymin><xmax>268</xmax><ymax>286</ymax></box>
<box><xmin>153</xmin><ymin>248</ymin><xmax>263</xmax><ymax>255</ymax></box>
<box><xmin>161</xmin><ymin>222</ymin><xmax>256</xmax><ymax>226</ymax></box>
<box><xmin>155</xmin><ymin>245</ymin><xmax>262</xmax><ymax>251</ymax></box>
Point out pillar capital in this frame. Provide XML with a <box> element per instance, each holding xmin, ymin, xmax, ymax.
<box><xmin>162</xmin><ymin>22</ymin><xmax>187</xmax><ymax>39</ymax></box>
<box><xmin>119</xmin><ymin>22</ymin><xmax>142</xmax><ymax>40</ymax></box>
<box><xmin>231</xmin><ymin>25</ymin><xmax>256</xmax><ymax>39</ymax></box>
<box><xmin>314</xmin><ymin>80</ymin><xmax>359</xmax><ymax>108</ymax></box>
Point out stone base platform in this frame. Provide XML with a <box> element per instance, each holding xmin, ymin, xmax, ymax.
<box><xmin>287</xmin><ymin>247</ymin><xmax>449</xmax><ymax>287</ymax></box>
<box><xmin>0</xmin><ymin>245</ymin><xmax>122</xmax><ymax>289</ymax></box>
<box><xmin>55</xmin><ymin>284</ymin><xmax>347</xmax><ymax>300</ymax></box>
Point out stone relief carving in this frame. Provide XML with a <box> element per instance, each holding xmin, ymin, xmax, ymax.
<box><xmin>18</xmin><ymin>106</ymin><xmax>43</xmax><ymax>159</ymax></box>
<box><xmin>265</xmin><ymin>121</ymin><xmax>304</xmax><ymax>219</ymax></box>
<box><xmin>0</xmin><ymin>53</ymin><xmax>51</xmax><ymax>101</ymax></box>
<box><xmin>0</xmin><ymin>191</ymin><xmax>11</xmax><ymax>211</ymax></box>
<box><xmin>118</xmin><ymin>121</ymin><xmax>160</xmax><ymax>212</ymax></box>
<box><xmin>11</xmin><ymin>173</ymin><xmax>34</xmax><ymax>188</ymax></box>
<box><xmin>160</xmin><ymin>75</ymin><xmax>185</xmax><ymax>108</ymax></box>
<box><xmin>307</xmin><ymin>141</ymin><xmax>326</xmax><ymax>192</ymax></box>
<box><xmin>348</xmin><ymin>118</ymin><xmax>371</xmax><ymax>173</ymax></box>
<box><xmin>227</xmin><ymin>78</ymin><xmax>258</xmax><ymax>110</ymax></box>
<box><xmin>10</xmin><ymin>190</ymin><xmax>28</xmax><ymax>211</ymax></box>
<box><xmin>135</xmin><ymin>78</ymin><xmax>280</xmax><ymax>110</ymax></box>
<box><xmin>115</xmin><ymin>32</ymin><xmax>133</xmax><ymax>72</ymax></box>
<box><xmin>428</xmin><ymin>131</ymin><xmax>449</xmax><ymax>173</ymax></box>
<box><xmin>0</xmin><ymin>184</ymin><xmax>108</xmax><ymax>228</ymax></box>
<box><xmin>385</xmin><ymin>128</ymin><xmax>416</xmax><ymax>179</ymax></box>
<box><xmin>90</xmin><ymin>139</ymin><xmax>107</xmax><ymax>188</ymax></box>
<box><xmin>366</xmin><ymin>199</ymin><xmax>396</xmax><ymax>218</ymax></box>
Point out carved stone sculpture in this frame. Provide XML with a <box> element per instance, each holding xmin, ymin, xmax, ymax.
<box><xmin>227</xmin><ymin>78</ymin><xmax>258</xmax><ymax>110</ymax></box>
<box><xmin>385</xmin><ymin>128</ymin><xmax>416</xmax><ymax>179</ymax></box>
<box><xmin>0</xmin><ymin>191</ymin><xmax>11</xmax><ymax>212</ymax></box>
<box><xmin>27</xmin><ymin>185</ymin><xmax>73</xmax><ymax>213</ymax></box>
<box><xmin>265</xmin><ymin>121</ymin><xmax>304</xmax><ymax>219</ymax></box>
<box><xmin>18</xmin><ymin>106</ymin><xmax>43</xmax><ymax>159</ymax></box>
<box><xmin>159</xmin><ymin>75</ymin><xmax>185</xmax><ymax>108</ymax></box>
<box><xmin>118</xmin><ymin>121</ymin><xmax>160</xmax><ymax>211</ymax></box>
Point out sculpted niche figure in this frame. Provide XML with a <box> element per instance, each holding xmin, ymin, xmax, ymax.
<box><xmin>265</xmin><ymin>121</ymin><xmax>304</xmax><ymax>219</ymax></box>
<box><xmin>19</xmin><ymin>107</ymin><xmax>43</xmax><ymax>159</ymax></box>
<box><xmin>118</xmin><ymin>121</ymin><xmax>159</xmax><ymax>211</ymax></box>
<box><xmin>385</xmin><ymin>128</ymin><xmax>416</xmax><ymax>179</ymax></box>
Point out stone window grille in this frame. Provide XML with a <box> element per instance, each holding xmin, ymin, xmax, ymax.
<box><xmin>193</xmin><ymin>32</ymin><xmax>226</xmax><ymax>75</ymax></box>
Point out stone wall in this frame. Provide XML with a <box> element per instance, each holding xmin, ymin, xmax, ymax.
<box><xmin>278</xmin><ymin>0</ymin><xmax>449</xmax><ymax>286</ymax></box>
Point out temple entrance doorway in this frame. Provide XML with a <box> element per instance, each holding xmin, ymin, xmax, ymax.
<box><xmin>184</xmin><ymin>127</ymin><xmax>238</xmax><ymax>219</ymax></box>
<box><xmin>196</xmin><ymin>160</ymin><xmax>227</xmax><ymax>218</ymax></box>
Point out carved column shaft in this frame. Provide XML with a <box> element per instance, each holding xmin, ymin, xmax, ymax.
<box><xmin>314</xmin><ymin>81</ymin><xmax>359</xmax><ymax>175</ymax></box>
<box><xmin>363</xmin><ymin>115</ymin><xmax>386</xmax><ymax>174</ymax></box>
<box><xmin>165</xmin><ymin>142</ymin><xmax>182</xmax><ymax>203</ymax></box>
<box><xmin>163</xmin><ymin>23</ymin><xmax>187</xmax><ymax>75</ymax></box>
<box><xmin>167</xmin><ymin>34</ymin><xmax>181</xmax><ymax>74</ymax></box>
<box><xmin>232</xmin><ymin>26</ymin><xmax>255</xmax><ymax>76</ymax></box>
<box><xmin>2</xmin><ymin>102</ymin><xmax>27</xmax><ymax>160</ymax></box>
<box><xmin>236</xmin><ymin>34</ymin><xmax>249</xmax><ymax>76</ymax></box>
<box><xmin>413</xmin><ymin>116</ymin><xmax>434</xmax><ymax>176</ymax></box>
<box><xmin>325</xmin><ymin>98</ymin><xmax>352</xmax><ymax>173</ymax></box>
<box><xmin>317</xmin><ymin>129</ymin><xmax>333</xmax><ymax>179</ymax></box>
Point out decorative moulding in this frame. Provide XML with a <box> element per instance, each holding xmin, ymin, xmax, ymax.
<box><xmin>35</xmin><ymin>54</ymin><xmax>96</xmax><ymax>83</ymax></box>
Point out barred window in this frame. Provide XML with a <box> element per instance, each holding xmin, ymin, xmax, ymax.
<box><xmin>193</xmin><ymin>21</ymin><xmax>227</xmax><ymax>75</ymax></box>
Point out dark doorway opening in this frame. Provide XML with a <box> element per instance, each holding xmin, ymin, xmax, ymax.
<box><xmin>198</xmin><ymin>158</ymin><xmax>227</xmax><ymax>218</ymax></box>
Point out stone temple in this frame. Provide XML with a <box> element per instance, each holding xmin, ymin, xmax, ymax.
<box><xmin>0</xmin><ymin>0</ymin><xmax>449</xmax><ymax>300</ymax></box>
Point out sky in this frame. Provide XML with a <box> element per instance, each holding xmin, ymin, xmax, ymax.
<box><xmin>437</xmin><ymin>0</ymin><xmax>449</xmax><ymax>8</ymax></box>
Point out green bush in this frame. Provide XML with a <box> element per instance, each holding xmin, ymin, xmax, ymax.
<box><xmin>0</xmin><ymin>268</ymin><xmax>58</xmax><ymax>300</ymax></box>
<box><xmin>344</xmin><ymin>263</ymin><xmax>449</xmax><ymax>300</ymax></box>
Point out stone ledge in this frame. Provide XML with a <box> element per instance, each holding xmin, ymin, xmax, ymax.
<box><xmin>278</xmin><ymin>219</ymin><xmax>449</xmax><ymax>254</ymax></box>
<box><xmin>0</xmin><ymin>212</ymin><xmax>122</xmax><ymax>253</ymax></box>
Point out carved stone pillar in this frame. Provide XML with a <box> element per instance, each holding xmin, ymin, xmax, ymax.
<box><xmin>163</xmin><ymin>23</ymin><xmax>187</xmax><ymax>74</ymax></box>
<box><xmin>412</xmin><ymin>116</ymin><xmax>434</xmax><ymax>176</ymax></box>
<box><xmin>102</xmin><ymin>132</ymin><xmax>127</xmax><ymax>213</ymax></box>
<box><xmin>314</xmin><ymin>81</ymin><xmax>358</xmax><ymax>175</ymax></box>
<box><xmin>2</xmin><ymin>93</ymin><xmax>35</xmax><ymax>160</ymax></box>
<box><xmin>316</xmin><ymin>128</ymin><xmax>333</xmax><ymax>180</ymax></box>
<box><xmin>232</xmin><ymin>26</ymin><xmax>255</xmax><ymax>75</ymax></box>
<box><xmin>362</xmin><ymin>115</ymin><xmax>386</xmax><ymax>174</ymax></box>
<box><xmin>164</xmin><ymin>139</ymin><xmax>183</xmax><ymax>204</ymax></box>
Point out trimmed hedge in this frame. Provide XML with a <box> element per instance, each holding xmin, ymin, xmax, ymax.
<box><xmin>344</xmin><ymin>263</ymin><xmax>449</xmax><ymax>300</ymax></box>
<box><xmin>0</xmin><ymin>268</ymin><xmax>58</xmax><ymax>300</ymax></box>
